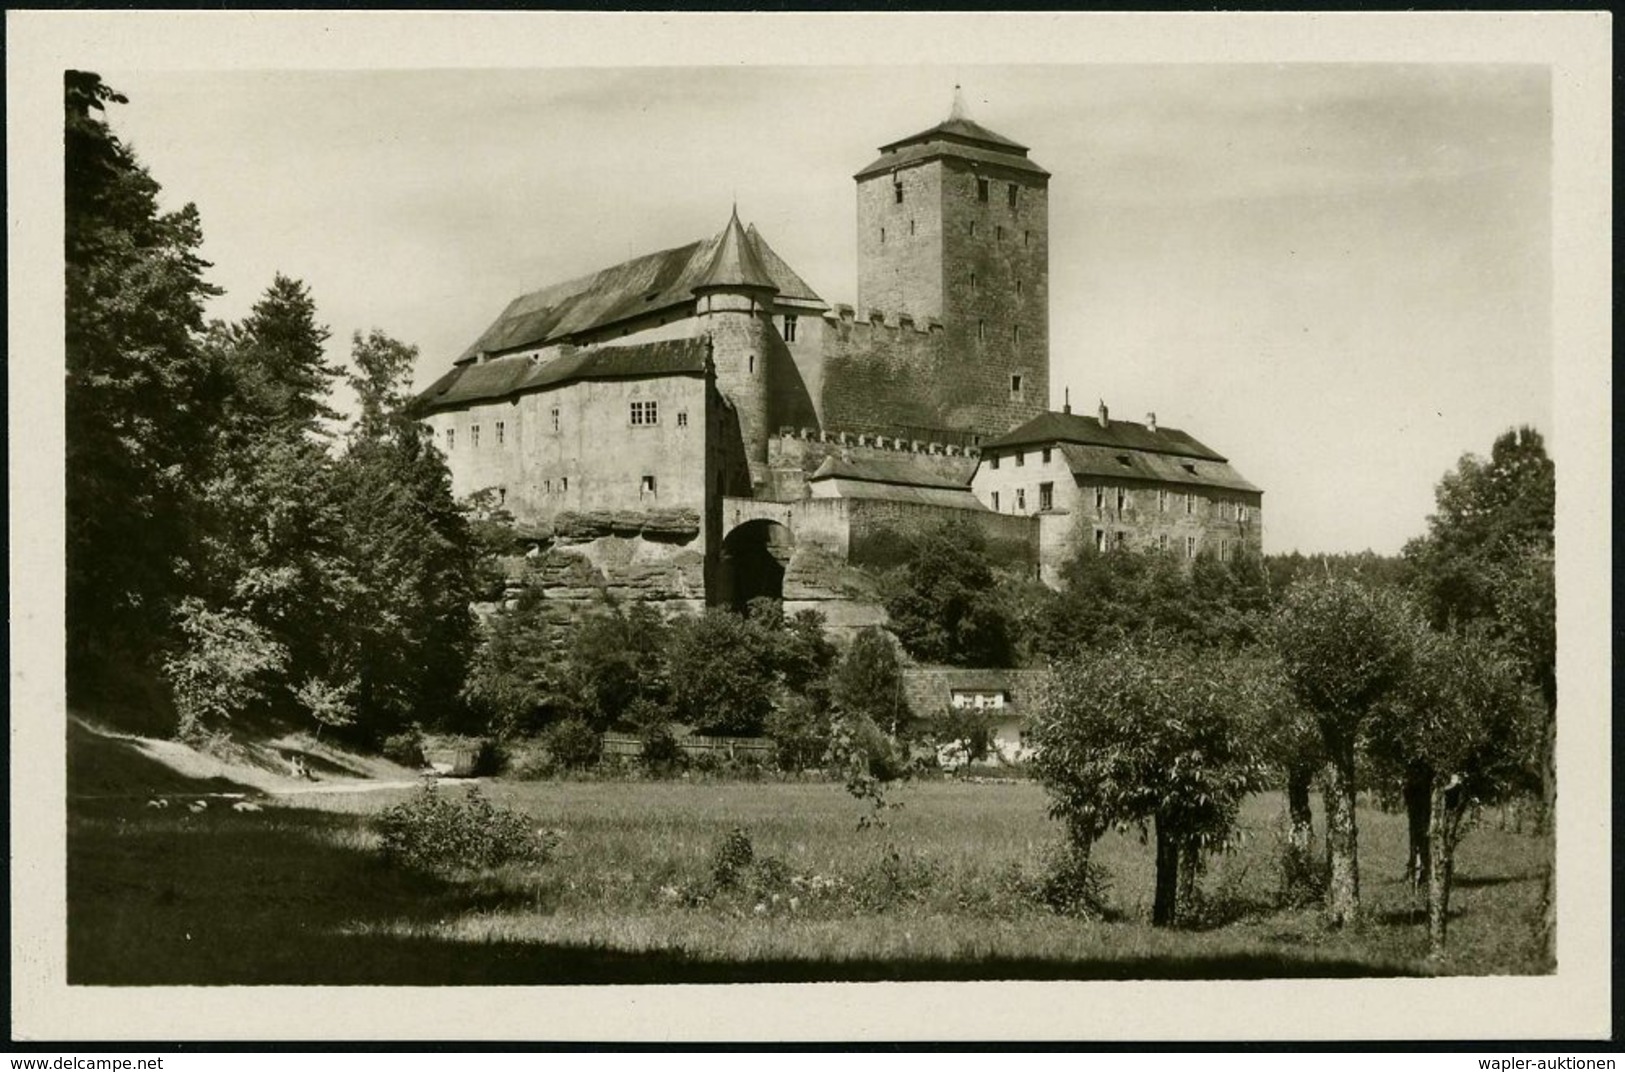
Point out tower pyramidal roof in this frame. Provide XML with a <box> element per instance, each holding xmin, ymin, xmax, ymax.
<box><xmin>856</xmin><ymin>88</ymin><xmax>1048</xmax><ymax>180</ymax></box>
<box><xmin>693</xmin><ymin>205</ymin><xmax>779</xmax><ymax>293</ymax></box>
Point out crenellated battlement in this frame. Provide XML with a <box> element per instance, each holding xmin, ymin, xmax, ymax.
<box><xmin>826</xmin><ymin>304</ymin><xmax>943</xmax><ymax>334</ymax></box>
<box><xmin>773</xmin><ymin>425</ymin><xmax>979</xmax><ymax>458</ymax></box>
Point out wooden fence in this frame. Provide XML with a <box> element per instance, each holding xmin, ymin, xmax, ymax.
<box><xmin>600</xmin><ymin>732</ymin><xmax>775</xmax><ymax>760</ymax></box>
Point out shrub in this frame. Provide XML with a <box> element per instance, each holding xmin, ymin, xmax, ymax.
<box><xmin>376</xmin><ymin>781</ymin><xmax>555</xmax><ymax>873</ymax></box>
<box><xmin>628</xmin><ymin>698</ymin><xmax>682</xmax><ymax>773</ymax></box>
<box><xmin>542</xmin><ymin>717</ymin><xmax>601</xmax><ymax>770</ymax></box>
<box><xmin>381</xmin><ymin>726</ymin><xmax>426</xmax><ymax>768</ymax></box>
<box><xmin>1033</xmin><ymin>841</ymin><xmax>1111</xmax><ymax>919</ymax></box>
<box><xmin>764</xmin><ymin>693</ymin><xmax>831</xmax><ymax>772</ymax></box>
<box><xmin>711</xmin><ymin>827</ymin><xmax>755</xmax><ymax>888</ymax></box>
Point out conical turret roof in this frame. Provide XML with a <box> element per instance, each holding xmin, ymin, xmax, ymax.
<box><xmin>692</xmin><ymin>206</ymin><xmax>778</xmax><ymax>293</ymax></box>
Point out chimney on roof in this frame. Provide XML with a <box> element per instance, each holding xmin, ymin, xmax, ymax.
<box><xmin>1145</xmin><ymin>411</ymin><xmax>1157</xmax><ymax>433</ymax></box>
<box><xmin>950</xmin><ymin>84</ymin><xmax>970</xmax><ymax>121</ymax></box>
<box><xmin>1063</xmin><ymin>387</ymin><xmax>1071</xmax><ymax>415</ymax></box>
<box><xmin>1097</xmin><ymin>400</ymin><xmax>1109</xmax><ymax>428</ymax></box>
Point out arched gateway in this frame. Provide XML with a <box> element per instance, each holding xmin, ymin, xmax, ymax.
<box><xmin>716</xmin><ymin>519</ymin><xmax>795</xmax><ymax>610</ymax></box>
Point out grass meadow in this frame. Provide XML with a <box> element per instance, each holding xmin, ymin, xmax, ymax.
<box><xmin>67</xmin><ymin>746</ymin><xmax>1553</xmax><ymax>985</ymax></box>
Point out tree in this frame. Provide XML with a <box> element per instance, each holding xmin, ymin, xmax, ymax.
<box><xmin>666</xmin><ymin>608</ymin><xmax>778</xmax><ymax>736</ymax></box>
<box><xmin>1031</xmin><ymin>640</ymin><xmax>1269</xmax><ymax>926</ymax></box>
<box><xmin>882</xmin><ymin>521</ymin><xmax>1014</xmax><ymax>667</ymax></box>
<box><xmin>1270</xmin><ymin>577</ymin><xmax>1418</xmax><ymax>928</ymax></box>
<box><xmin>347</xmin><ymin>328</ymin><xmax>420</xmax><ymax>442</ymax></box>
<box><xmin>224</xmin><ymin>274</ymin><xmax>341</xmax><ymax>437</ymax></box>
<box><xmin>65</xmin><ymin>71</ymin><xmax>223</xmax><ymax>697</ymax></box>
<box><xmin>564</xmin><ymin>601</ymin><xmax>668</xmax><ymax>731</ymax></box>
<box><xmin>827</xmin><ymin>628</ymin><xmax>910</xmax><ymax>824</ymax></box>
<box><xmin>1380</xmin><ymin>629</ymin><xmax>1539</xmax><ymax>958</ymax></box>
<box><xmin>461</xmin><ymin>589</ymin><xmax>575</xmax><ymax>737</ymax></box>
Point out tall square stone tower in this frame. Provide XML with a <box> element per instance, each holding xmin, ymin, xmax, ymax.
<box><xmin>854</xmin><ymin>94</ymin><xmax>1050</xmax><ymax>439</ymax></box>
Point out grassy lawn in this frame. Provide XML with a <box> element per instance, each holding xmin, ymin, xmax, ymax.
<box><xmin>67</xmin><ymin>760</ymin><xmax>1552</xmax><ymax>985</ymax></box>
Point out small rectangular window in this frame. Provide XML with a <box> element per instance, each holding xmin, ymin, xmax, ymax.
<box><xmin>1115</xmin><ymin>531</ymin><xmax>1126</xmax><ymax>550</ymax></box>
<box><xmin>1007</xmin><ymin>183</ymin><xmax>1019</xmax><ymax>209</ymax></box>
<box><xmin>1016</xmin><ymin>279</ymin><xmax>1023</xmax><ymax>297</ymax></box>
<box><xmin>991</xmin><ymin>491</ymin><xmax>1000</xmax><ymax>512</ymax></box>
<box><xmin>1117</xmin><ymin>487</ymin><xmax>1127</xmax><ymax>514</ymax></box>
<box><xmin>1094</xmin><ymin>529</ymin><xmax>1106</xmax><ymax>553</ymax></box>
<box><xmin>641</xmin><ymin>474</ymin><xmax>657</xmax><ymax>495</ymax></box>
<box><xmin>1095</xmin><ymin>487</ymin><xmax>1106</xmax><ymax>514</ymax></box>
<box><xmin>550</xmin><ymin>407</ymin><xmax>560</xmax><ymax>433</ymax></box>
<box><xmin>544</xmin><ymin>478</ymin><xmax>552</xmax><ymax>494</ymax></box>
<box><xmin>1158</xmin><ymin>489</ymin><xmax>1168</xmax><ymax>513</ymax></box>
<box><xmin>1024</xmin><ymin>230</ymin><xmax>1031</xmax><ymax>247</ymax></box>
<box><xmin>445</xmin><ymin>428</ymin><xmax>455</xmax><ymax>451</ymax></box>
<box><xmin>1013</xmin><ymin>324</ymin><xmax>1021</xmax><ymax>344</ymax></box>
<box><xmin>909</xmin><ymin>218</ymin><xmax>916</xmax><ymax>235</ymax></box>
<box><xmin>1014</xmin><ymin>451</ymin><xmax>1025</xmax><ymax>468</ymax></box>
<box><xmin>561</xmin><ymin>476</ymin><xmax>569</xmax><ymax>492</ymax></box>
<box><xmin>1186</xmin><ymin>536</ymin><xmax>1197</xmax><ymax>560</ymax></box>
<box><xmin>977</xmin><ymin>319</ymin><xmax>986</xmax><ymax>342</ymax></box>
<box><xmin>471</xmin><ymin>424</ymin><xmax>480</xmax><ymax>448</ymax></box>
<box><xmin>1039</xmin><ymin>482</ymin><xmax>1053</xmax><ymax>511</ymax></box>
<box><xmin>989</xmin><ymin>453</ymin><xmax>1000</xmax><ymax>470</ymax></box>
<box><xmin>677</xmin><ymin>411</ymin><xmax>688</xmax><ymax>428</ymax></box>
<box><xmin>970</xmin><ymin>221</ymin><xmax>977</xmax><ymax>237</ymax></box>
<box><xmin>1186</xmin><ymin>493</ymin><xmax>1195</xmax><ymax>515</ymax></box>
<box><xmin>1159</xmin><ymin>533</ymin><xmax>1170</xmax><ymax>552</ymax></box>
<box><xmin>630</xmin><ymin>400</ymin><xmax>659</xmax><ymax>426</ymax></box>
<box><xmin>997</xmin><ymin>225</ymin><xmax>1004</xmax><ymax>241</ymax></box>
<box><xmin>880</xmin><ymin>227</ymin><xmax>886</xmax><ymax>244</ymax></box>
<box><xmin>893</xmin><ymin>182</ymin><xmax>904</xmax><ymax>204</ymax></box>
<box><xmin>977</xmin><ymin>178</ymin><xmax>989</xmax><ymax>202</ymax></box>
<box><xmin>783</xmin><ymin>315</ymin><xmax>797</xmax><ymax>342</ymax></box>
<box><xmin>1041</xmin><ymin>447</ymin><xmax>1051</xmax><ymax>464</ymax></box>
<box><xmin>970</xmin><ymin>271</ymin><xmax>977</xmax><ymax>291</ymax></box>
<box><xmin>495</xmin><ymin>421</ymin><xmax>505</xmax><ymax>446</ymax></box>
<box><xmin>1016</xmin><ymin>487</ymin><xmax>1026</xmax><ymax>512</ymax></box>
<box><xmin>1239</xmin><ymin>503</ymin><xmax>1250</xmax><ymax>522</ymax></box>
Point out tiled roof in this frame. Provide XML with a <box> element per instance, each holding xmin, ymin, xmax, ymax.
<box><xmin>813</xmin><ymin>480</ymin><xmax>987</xmax><ymax>510</ymax></box>
<box><xmin>900</xmin><ymin>667</ymin><xmax>1049</xmax><ymax>721</ymax></box>
<box><xmin>881</xmin><ymin>115</ymin><xmax>1029</xmax><ymax>154</ymax></box>
<box><xmin>694</xmin><ymin>207</ymin><xmax>777</xmax><ymax>292</ymax></box>
<box><xmin>410</xmin><ymin>338</ymin><xmax>709</xmax><ymax>416</ymax></box>
<box><xmin>855</xmin><ymin>139</ymin><xmax>1050</xmax><ymax>181</ymax></box>
<box><xmin>455</xmin><ymin>218</ymin><xmax>825</xmax><ymax>363</ymax></box>
<box><xmin>809</xmin><ymin>454</ymin><xmax>974</xmax><ymax>491</ymax></box>
<box><xmin>981</xmin><ymin>410</ymin><xmax>1228</xmax><ymax>461</ymax></box>
<box><xmin>1058</xmin><ymin>442</ymin><xmax>1262</xmax><ymax>495</ymax></box>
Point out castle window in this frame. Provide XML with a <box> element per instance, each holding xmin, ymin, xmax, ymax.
<box><xmin>1115</xmin><ymin>531</ymin><xmax>1126</xmax><ymax>551</ymax></box>
<box><xmin>971</xmin><ymin>271</ymin><xmax>978</xmax><ymax>291</ymax></box>
<box><xmin>1014</xmin><ymin>451</ymin><xmax>1024</xmax><ymax>468</ymax></box>
<box><xmin>1186</xmin><ymin>536</ymin><xmax>1197</xmax><ymax>560</ymax></box>
<box><xmin>977</xmin><ymin>319</ymin><xmax>986</xmax><ymax>342</ymax></box>
<box><xmin>1095</xmin><ymin>487</ymin><xmax>1106</xmax><ymax>515</ymax></box>
<box><xmin>1094</xmin><ymin>529</ymin><xmax>1106</xmax><ymax>553</ymax></box>
<box><xmin>1016</xmin><ymin>278</ymin><xmax>1023</xmax><ymax>297</ymax></box>
<box><xmin>1024</xmin><ymin>230</ymin><xmax>1031</xmax><ymax>247</ymax></box>
<box><xmin>630</xmin><ymin>400</ymin><xmax>659</xmax><ymax>426</ymax></box>
<box><xmin>783</xmin><ymin>315</ymin><xmax>797</xmax><ymax>341</ymax></box>
<box><xmin>641</xmin><ymin>475</ymin><xmax>657</xmax><ymax>496</ymax></box>
<box><xmin>677</xmin><ymin>411</ymin><xmax>688</xmax><ymax>428</ymax></box>
<box><xmin>988</xmin><ymin>453</ymin><xmax>999</xmax><ymax>470</ymax></box>
<box><xmin>562</xmin><ymin>476</ymin><xmax>569</xmax><ymax>492</ymax></box>
<box><xmin>969</xmin><ymin>221</ymin><xmax>977</xmax><ymax>237</ymax></box>
<box><xmin>1039</xmin><ymin>482</ymin><xmax>1053</xmax><ymax>511</ymax></box>
<box><xmin>1010</xmin><ymin>373</ymin><xmax>1023</xmax><ymax>399</ymax></box>
<box><xmin>1008</xmin><ymin>183</ymin><xmax>1019</xmax><ymax>209</ymax></box>
<box><xmin>1186</xmin><ymin>493</ymin><xmax>1195</xmax><ymax>515</ymax></box>
<box><xmin>1239</xmin><ymin>503</ymin><xmax>1250</xmax><ymax>523</ymax></box>
<box><xmin>1220</xmin><ymin>538</ymin><xmax>1229</xmax><ymax>562</ymax></box>
<box><xmin>909</xmin><ymin>218</ymin><xmax>916</xmax><ymax>236</ymax></box>
<box><xmin>1158</xmin><ymin>489</ymin><xmax>1168</xmax><ymax>512</ymax></box>
<box><xmin>550</xmin><ymin>407</ymin><xmax>560</xmax><ymax>433</ymax></box>
<box><xmin>990</xmin><ymin>491</ymin><xmax>1000</xmax><ymax>512</ymax></box>
<box><xmin>1013</xmin><ymin>324</ymin><xmax>1021</xmax><ymax>344</ymax></box>
<box><xmin>1042</xmin><ymin>447</ymin><xmax>1051</xmax><ymax>463</ymax></box>
<box><xmin>544</xmin><ymin>479</ymin><xmax>551</xmax><ymax>494</ymax></box>
<box><xmin>997</xmin><ymin>225</ymin><xmax>1004</xmax><ymax>241</ymax></box>
<box><xmin>894</xmin><ymin>182</ymin><xmax>904</xmax><ymax>204</ymax></box>
<box><xmin>445</xmin><ymin>428</ymin><xmax>455</xmax><ymax>451</ymax></box>
<box><xmin>1117</xmin><ymin>487</ymin><xmax>1127</xmax><ymax>514</ymax></box>
<box><xmin>471</xmin><ymin>424</ymin><xmax>480</xmax><ymax>448</ymax></box>
<box><xmin>977</xmin><ymin>178</ymin><xmax>989</xmax><ymax>202</ymax></box>
<box><xmin>748</xmin><ymin>353</ymin><xmax>755</xmax><ymax>374</ymax></box>
<box><xmin>1016</xmin><ymin>487</ymin><xmax>1026</xmax><ymax>512</ymax></box>
<box><xmin>880</xmin><ymin>227</ymin><xmax>886</xmax><ymax>244</ymax></box>
<box><xmin>1159</xmin><ymin>533</ymin><xmax>1170</xmax><ymax>553</ymax></box>
<box><xmin>495</xmin><ymin>421</ymin><xmax>505</xmax><ymax>446</ymax></box>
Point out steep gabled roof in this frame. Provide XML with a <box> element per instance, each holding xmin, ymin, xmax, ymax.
<box><xmin>982</xmin><ymin>409</ymin><xmax>1228</xmax><ymax>462</ymax></box>
<box><xmin>900</xmin><ymin>667</ymin><xmax>1049</xmax><ymax>721</ymax></box>
<box><xmin>455</xmin><ymin>217</ymin><xmax>824</xmax><ymax>363</ymax></box>
<box><xmin>411</xmin><ymin>338</ymin><xmax>709</xmax><ymax>416</ymax></box>
<box><xmin>1058</xmin><ymin>443</ymin><xmax>1261</xmax><ymax>495</ymax></box>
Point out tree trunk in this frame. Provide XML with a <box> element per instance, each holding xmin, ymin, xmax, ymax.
<box><xmin>1178</xmin><ymin>838</ymin><xmax>1202</xmax><ymax>922</ymax></box>
<box><xmin>1403</xmin><ymin>761</ymin><xmax>1433</xmax><ymax>895</ymax></box>
<box><xmin>1323</xmin><ymin>753</ymin><xmax>1361</xmax><ymax>929</ymax></box>
<box><xmin>1152</xmin><ymin>815</ymin><xmax>1180</xmax><ymax>927</ymax></box>
<box><xmin>1282</xmin><ymin>762</ymin><xmax>1318</xmax><ymax>902</ymax></box>
<box><xmin>1539</xmin><ymin>677</ymin><xmax>1557</xmax><ymax>966</ymax></box>
<box><xmin>1427</xmin><ymin>778</ymin><xmax>1454</xmax><ymax>960</ymax></box>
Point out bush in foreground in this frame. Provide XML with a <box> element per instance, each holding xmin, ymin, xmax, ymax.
<box><xmin>377</xmin><ymin>781</ymin><xmax>556</xmax><ymax>873</ymax></box>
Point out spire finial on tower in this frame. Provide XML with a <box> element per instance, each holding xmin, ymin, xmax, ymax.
<box><xmin>949</xmin><ymin>84</ymin><xmax>970</xmax><ymax>121</ymax></box>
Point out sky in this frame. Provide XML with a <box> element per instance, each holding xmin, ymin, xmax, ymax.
<box><xmin>100</xmin><ymin>64</ymin><xmax>1552</xmax><ymax>555</ymax></box>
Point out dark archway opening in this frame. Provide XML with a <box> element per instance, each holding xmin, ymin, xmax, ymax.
<box><xmin>717</xmin><ymin>520</ymin><xmax>794</xmax><ymax>610</ymax></box>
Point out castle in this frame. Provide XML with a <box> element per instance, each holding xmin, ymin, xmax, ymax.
<box><xmin>412</xmin><ymin>95</ymin><xmax>1263</xmax><ymax>620</ymax></box>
